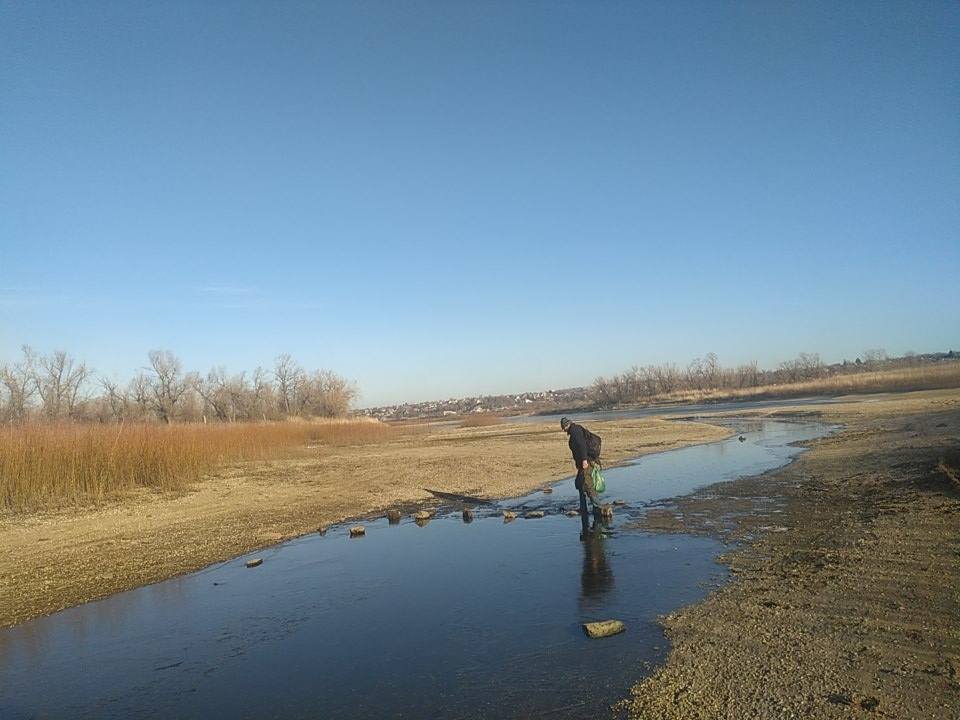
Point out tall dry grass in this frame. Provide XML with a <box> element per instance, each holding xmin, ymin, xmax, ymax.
<box><xmin>0</xmin><ymin>419</ymin><xmax>399</xmax><ymax>512</ymax></box>
<box><xmin>649</xmin><ymin>362</ymin><xmax>960</xmax><ymax>405</ymax></box>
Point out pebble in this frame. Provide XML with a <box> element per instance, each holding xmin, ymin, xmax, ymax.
<box><xmin>245</xmin><ymin>558</ymin><xmax>263</xmax><ymax>568</ymax></box>
<box><xmin>566</xmin><ymin>510</ymin><xmax>581</xmax><ymax>517</ymax></box>
<box><xmin>542</xmin><ymin>487</ymin><xmax>553</xmax><ymax>494</ymax></box>
<box><xmin>613</xmin><ymin>499</ymin><xmax>626</xmax><ymax>506</ymax></box>
<box><xmin>349</xmin><ymin>525</ymin><xmax>366</xmax><ymax>537</ymax></box>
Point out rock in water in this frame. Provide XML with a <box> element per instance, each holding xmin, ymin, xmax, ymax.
<box><xmin>583</xmin><ymin>620</ymin><xmax>625</xmax><ymax>638</ymax></box>
<box><xmin>349</xmin><ymin>525</ymin><xmax>366</xmax><ymax>537</ymax></box>
<box><xmin>503</xmin><ymin>510</ymin><xmax>517</xmax><ymax>522</ymax></box>
<box><xmin>613</xmin><ymin>499</ymin><xmax>626</xmax><ymax>506</ymax></box>
<box><xmin>524</xmin><ymin>510</ymin><xmax>545</xmax><ymax>519</ymax></box>
<box><xmin>413</xmin><ymin>510</ymin><xmax>431</xmax><ymax>521</ymax></box>
<box><xmin>245</xmin><ymin>558</ymin><xmax>263</xmax><ymax>568</ymax></box>
<box><xmin>462</xmin><ymin>508</ymin><xmax>475</xmax><ymax>522</ymax></box>
<box><xmin>565</xmin><ymin>510</ymin><xmax>580</xmax><ymax>517</ymax></box>
<box><xmin>386</xmin><ymin>509</ymin><xmax>402</xmax><ymax>524</ymax></box>
<box><xmin>541</xmin><ymin>487</ymin><xmax>553</xmax><ymax>494</ymax></box>
<box><xmin>738</xmin><ymin>435</ymin><xmax>746</xmax><ymax>442</ymax></box>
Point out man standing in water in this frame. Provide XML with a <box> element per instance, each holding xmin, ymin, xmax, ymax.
<box><xmin>561</xmin><ymin>417</ymin><xmax>601</xmax><ymax>536</ymax></box>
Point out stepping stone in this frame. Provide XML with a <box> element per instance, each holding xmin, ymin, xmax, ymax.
<box><xmin>462</xmin><ymin>509</ymin><xmax>475</xmax><ymax>522</ymax></box>
<box><xmin>613</xmin><ymin>500</ymin><xmax>626</xmax><ymax>506</ymax></box>
<box><xmin>413</xmin><ymin>511</ymin><xmax>432</xmax><ymax>521</ymax></box>
<box><xmin>524</xmin><ymin>510</ymin><xmax>545</xmax><ymax>519</ymax></box>
<box><xmin>245</xmin><ymin>558</ymin><xmax>263</xmax><ymax>568</ymax></box>
<box><xmin>565</xmin><ymin>510</ymin><xmax>580</xmax><ymax>517</ymax></box>
<box><xmin>542</xmin><ymin>487</ymin><xmax>553</xmax><ymax>494</ymax></box>
<box><xmin>503</xmin><ymin>510</ymin><xmax>517</xmax><ymax>522</ymax></box>
<box><xmin>583</xmin><ymin>620</ymin><xmax>625</xmax><ymax>638</ymax></box>
<box><xmin>386</xmin><ymin>509</ymin><xmax>402</xmax><ymax>524</ymax></box>
<box><xmin>349</xmin><ymin>525</ymin><xmax>366</xmax><ymax>537</ymax></box>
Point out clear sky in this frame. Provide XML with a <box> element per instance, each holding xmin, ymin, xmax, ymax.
<box><xmin>2</xmin><ymin>1</ymin><xmax>958</xmax><ymax>407</ymax></box>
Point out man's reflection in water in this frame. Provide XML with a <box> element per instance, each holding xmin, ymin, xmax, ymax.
<box><xmin>580</xmin><ymin>533</ymin><xmax>614</xmax><ymax>599</ymax></box>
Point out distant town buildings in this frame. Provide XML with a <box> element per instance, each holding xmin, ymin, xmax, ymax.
<box><xmin>360</xmin><ymin>387</ymin><xmax>592</xmax><ymax>421</ymax></box>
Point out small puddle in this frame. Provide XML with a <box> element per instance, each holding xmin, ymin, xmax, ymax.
<box><xmin>0</xmin><ymin>418</ymin><xmax>834</xmax><ymax>719</ymax></box>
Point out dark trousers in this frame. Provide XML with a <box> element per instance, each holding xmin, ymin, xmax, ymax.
<box><xmin>576</xmin><ymin>462</ymin><xmax>600</xmax><ymax>534</ymax></box>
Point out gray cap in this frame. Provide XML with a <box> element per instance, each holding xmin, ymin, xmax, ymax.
<box><xmin>560</xmin><ymin>417</ymin><xmax>571</xmax><ymax>430</ymax></box>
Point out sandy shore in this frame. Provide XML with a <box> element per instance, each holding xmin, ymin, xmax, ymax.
<box><xmin>620</xmin><ymin>389</ymin><xmax>960</xmax><ymax>719</ymax></box>
<box><xmin>0</xmin><ymin>416</ymin><xmax>729</xmax><ymax>629</ymax></box>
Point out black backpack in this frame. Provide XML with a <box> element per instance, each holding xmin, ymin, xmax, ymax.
<box><xmin>583</xmin><ymin>426</ymin><xmax>602</xmax><ymax>462</ymax></box>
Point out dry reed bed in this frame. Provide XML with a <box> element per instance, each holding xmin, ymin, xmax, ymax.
<box><xmin>0</xmin><ymin>419</ymin><xmax>400</xmax><ymax>511</ymax></box>
<box><xmin>653</xmin><ymin>363</ymin><xmax>960</xmax><ymax>406</ymax></box>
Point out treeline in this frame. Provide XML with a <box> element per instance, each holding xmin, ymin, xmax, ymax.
<box><xmin>0</xmin><ymin>348</ymin><xmax>356</xmax><ymax>424</ymax></box>
<box><xmin>591</xmin><ymin>349</ymin><xmax>953</xmax><ymax>406</ymax></box>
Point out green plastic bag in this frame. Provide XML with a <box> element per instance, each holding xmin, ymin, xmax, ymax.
<box><xmin>591</xmin><ymin>464</ymin><xmax>606</xmax><ymax>494</ymax></box>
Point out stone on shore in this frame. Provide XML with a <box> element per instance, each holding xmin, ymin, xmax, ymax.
<box><xmin>245</xmin><ymin>558</ymin><xmax>263</xmax><ymax>568</ymax></box>
<box><xmin>542</xmin><ymin>487</ymin><xmax>553</xmax><ymax>494</ymax></box>
<box><xmin>349</xmin><ymin>525</ymin><xmax>366</xmax><ymax>537</ymax></box>
<box><xmin>583</xmin><ymin>620</ymin><xmax>625</xmax><ymax>638</ymax></box>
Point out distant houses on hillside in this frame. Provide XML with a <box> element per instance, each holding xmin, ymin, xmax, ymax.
<box><xmin>361</xmin><ymin>387</ymin><xmax>591</xmax><ymax>421</ymax></box>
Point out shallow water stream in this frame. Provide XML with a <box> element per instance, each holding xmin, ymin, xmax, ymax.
<box><xmin>0</xmin><ymin>418</ymin><xmax>833</xmax><ymax>719</ymax></box>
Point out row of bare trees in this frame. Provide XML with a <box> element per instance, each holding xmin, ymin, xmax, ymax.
<box><xmin>590</xmin><ymin>351</ymin><xmax>898</xmax><ymax>406</ymax></box>
<box><xmin>0</xmin><ymin>348</ymin><xmax>356</xmax><ymax>424</ymax></box>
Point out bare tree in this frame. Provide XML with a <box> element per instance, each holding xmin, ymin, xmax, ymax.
<box><xmin>0</xmin><ymin>346</ymin><xmax>37</xmax><ymax>423</ymax></box>
<box><xmin>862</xmin><ymin>348</ymin><xmax>888</xmax><ymax>367</ymax></box>
<box><xmin>33</xmin><ymin>350</ymin><xmax>92</xmax><ymax>419</ymax></box>
<box><xmin>145</xmin><ymin>350</ymin><xmax>189</xmax><ymax>423</ymax></box>
<box><xmin>274</xmin><ymin>353</ymin><xmax>302</xmax><ymax>417</ymax></box>
<box><xmin>100</xmin><ymin>377</ymin><xmax>131</xmax><ymax>420</ymax></box>
<box><xmin>298</xmin><ymin>369</ymin><xmax>356</xmax><ymax>417</ymax></box>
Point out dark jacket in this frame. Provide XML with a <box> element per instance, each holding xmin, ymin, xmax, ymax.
<box><xmin>567</xmin><ymin>423</ymin><xmax>590</xmax><ymax>468</ymax></box>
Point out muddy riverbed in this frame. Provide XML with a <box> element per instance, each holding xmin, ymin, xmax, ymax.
<box><xmin>0</xmin><ymin>419</ymin><xmax>833</xmax><ymax>719</ymax></box>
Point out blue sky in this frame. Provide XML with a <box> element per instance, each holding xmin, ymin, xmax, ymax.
<box><xmin>2</xmin><ymin>1</ymin><xmax>958</xmax><ymax>406</ymax></box>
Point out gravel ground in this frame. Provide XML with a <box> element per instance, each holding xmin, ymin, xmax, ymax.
<box><xmin>619</xmin><ymin>390</ymin><xmax>960</xmax><ymax>720</ymax></box>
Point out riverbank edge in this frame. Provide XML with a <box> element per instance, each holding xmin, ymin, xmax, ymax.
<box><xmin>617</xmin><ymin>395</ymin><xmax>960</xmax><ymax>719</ymax></box>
